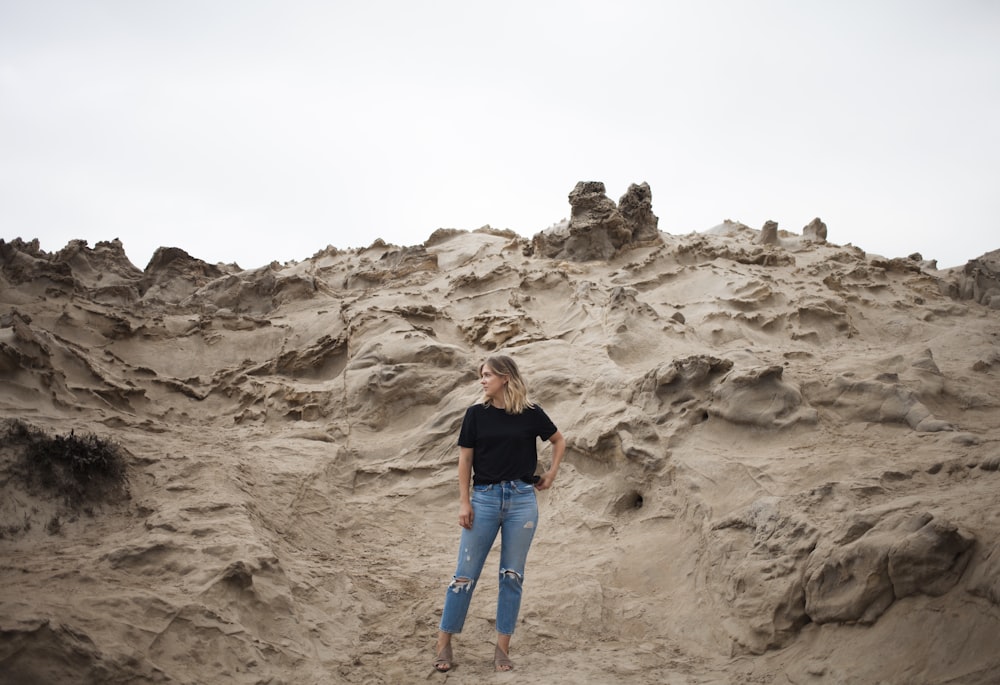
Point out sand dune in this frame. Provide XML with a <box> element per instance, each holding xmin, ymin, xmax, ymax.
<box><xmin>2</xmin><ymin>183</ymin><xmax>999</xmax><ymax>683</ymax></box>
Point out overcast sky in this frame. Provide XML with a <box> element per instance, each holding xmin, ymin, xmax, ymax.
<box><xmin>2</xmin><ymin>1</ymin><xmax>998</xmax><ymax>270</ymax></box>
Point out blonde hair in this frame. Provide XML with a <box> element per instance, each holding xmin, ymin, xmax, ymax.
<box><xmin>480</xmin><ymin>355</ymin><xmax>535</xmax><ymax>415</ymax></box>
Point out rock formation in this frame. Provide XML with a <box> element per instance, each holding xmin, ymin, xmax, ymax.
<box><xmin>955</xmin><ymin>248</ymin><xmax>1000</xmax><ymax>308</ymax></box>
<box><xmin>802</xmin><ymin>217</ymin><xmax>828</xmax><ymax>243</ymax></box>
<box><xmin>617</xmin><ymin>181</ymin><xmax>660</xmax><ymax>243</ymax></box>
<box><xmin>530</xmin><ymin>181</ymin><xmax>661</xmax><ymax>260</ymax></box>
<box><xmin>758</xmin><ymin>219</ymin><xmax>779</xmax><ymax>245</ymax></box>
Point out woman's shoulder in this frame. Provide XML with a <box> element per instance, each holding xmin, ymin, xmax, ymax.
<box><xmin>527</xmin><ymin>403</ymin><xmax>556</xmax><ymax>425</ymax></box>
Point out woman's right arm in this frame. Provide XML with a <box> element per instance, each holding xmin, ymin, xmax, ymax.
<box><xmin>458</xmin><ymin>446</ymin><xmax>474</xmax><ymax>529</ymax></box>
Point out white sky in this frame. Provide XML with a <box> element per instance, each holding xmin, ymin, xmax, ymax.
<box><xmin>2</xmin><ymin>1</ymin><xmax>998</xmax><ymax>270</ymax></box>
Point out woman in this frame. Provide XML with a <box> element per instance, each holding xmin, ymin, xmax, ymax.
<box><xmin>434</xmin><ymin>355</ymin><xmax>566</xmax><ymax>673</ymax></box>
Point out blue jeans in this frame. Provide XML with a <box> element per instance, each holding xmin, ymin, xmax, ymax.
<box><xmin>439</xmin><ymin>480</ymin><xmax>539</xmax><ymax>636</ymax></box>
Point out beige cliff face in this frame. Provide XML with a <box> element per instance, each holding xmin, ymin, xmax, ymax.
<box><xmin>1</xmin><ymin>217</ymin><xmax>999</xmax><ymax>684</ymax></box>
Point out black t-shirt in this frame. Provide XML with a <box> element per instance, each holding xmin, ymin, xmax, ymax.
<box><xmin>458</xmin><ymin>403</ymin><xmax>558</xmax><ymax>485</ymax></box>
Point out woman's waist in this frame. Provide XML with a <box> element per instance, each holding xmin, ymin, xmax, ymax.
<box><xmin>472</xmin><ymin>475</ymin><xmax>537</xmax><ymax>486</ymax></box>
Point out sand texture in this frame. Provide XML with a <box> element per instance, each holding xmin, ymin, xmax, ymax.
<box><xmin>2</xmin><ymin>214</ymin><xmax>1000</xmax><ymax>684</ymax></box>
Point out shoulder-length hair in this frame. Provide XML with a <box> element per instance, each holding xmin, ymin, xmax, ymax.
<box><xmin>480</xmin><ymin>355</ymin><xmax>535</xmax><ymax>415</ymax></box>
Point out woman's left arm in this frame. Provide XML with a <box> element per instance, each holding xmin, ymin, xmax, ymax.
<box><xmin>535</xmin><ymin>430</ymin><xmax>565</xmax><ymax>491</ymax></box>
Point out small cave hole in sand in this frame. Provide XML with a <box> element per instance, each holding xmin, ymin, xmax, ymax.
<box><xmin>613</xmin><ymin>490</ymin><xmax>645</xmax><ymax>514</ymax></box>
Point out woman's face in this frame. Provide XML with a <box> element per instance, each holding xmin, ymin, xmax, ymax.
<box><xmin>480</xmin><ymin>364</ymin><xmax>507</xmax><ymax>402</ymax></box>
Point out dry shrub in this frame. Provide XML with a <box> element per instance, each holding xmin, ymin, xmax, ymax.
<box><xmin>4</xmin><ymin>419</ymin><xmax>129</xmax><ymax>506</ymax></box>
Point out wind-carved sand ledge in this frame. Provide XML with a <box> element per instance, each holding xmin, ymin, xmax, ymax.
<box><xmin>1</xmin><ymin>181</ymin><xmax>999</xmax><ymax>684</ymax></box>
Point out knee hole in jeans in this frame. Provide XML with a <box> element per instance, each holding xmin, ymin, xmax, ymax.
<box><xmin>448</xmin><ymin>576</ymin><xmax>474</xmax><ymax>593</ymax></box>
<box><xmin>500</xmin><ymin>568</ymin><xmax>523</xmax><ymax>585</ymax></box>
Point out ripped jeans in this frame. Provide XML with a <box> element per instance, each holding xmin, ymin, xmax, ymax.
<box><xmin>439</xmin><ymin>480</ymin><xmax>539</xmax><ymax>636</ymax></box>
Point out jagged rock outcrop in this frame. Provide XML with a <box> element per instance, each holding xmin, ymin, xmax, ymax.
<box><xmin>140</xmin><ymin>247</ymin><xmax>228</xmax><ymax>303</ymax></box>
<box><xmin>0</xmin><ymin>238</ymin><xmax>142</xmax><ymax>299</ymax></box>
<box><xmin>530</xmin><ymin>181</ymin><xmax>661</xmax><ymax>261</ymax></box>
<box><xmin>955</xmin><ymin>249</ymin><xmax>1000</xmax><ymax>308</ymax></box>
<box><xmin>802</xmin><ymin>217</ymin><xmax>828</xmax><ymax>243</ymax></box>
<box><xmin>758</xmin><ymin>220</ymin><xmax>779</xmax><ymax>245</ymax></box>
<box><xmin>1</xmin><ymin>238</ymin><xmax>72</xmax><ymax>288</ymax></box>
<box><xmin>348</xmin><ymin>243</ymin><xmax>438</xmax><ymax>286</ymax></box>
<box><xmin>618</xmin><ymin>182</ymin><xmax>660</xmax><ymax>243</ymax></box>
<box><xmin>185</xmin><ymin>264</ymin><xmax>319</xmax><ymax>315</ymax></box>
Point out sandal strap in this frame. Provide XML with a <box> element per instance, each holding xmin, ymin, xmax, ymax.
<box><xmin>434</xmin><ymin>643</ymin><xmax>453</xmax><ymax>671</ymax></box>
<box><xmin>494</xmin><ymin>645</ymin><xmax>514</xmax><ymax>671</ymax></box>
